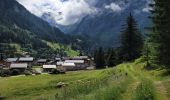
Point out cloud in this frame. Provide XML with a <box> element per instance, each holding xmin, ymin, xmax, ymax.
<box><xmin>142</xmin><ymin>7</ymin><xmax>151</xmax><ymax>12</ymax></box>
<box><xmin>142</xmin><ymin>0</ymin><xmax>153</xmax><ymax>12</ymax></box>
<box><xmin>17</xmin><ymin>0</ymin><xmax>97</xmax><ymax>26</ymax></box>
<box><xmin>105</xmin><ymin>3</ymin><xmax>122</xmax><ymax>12</ymax></box>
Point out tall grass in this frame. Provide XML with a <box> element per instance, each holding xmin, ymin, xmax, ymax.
<box><xmin>55</xmin><ymin>70</ymin><xmax>114</xmax><ymax>100</ymax></box>
<box><xmin>94</xmin><ymin>86</ymin><xmax>122</xmax><ymax>100</ymax></box>
<box><xmin>134</xmin><ymin>79</ymin><xmax>156</xmax><ymax>100</ymax></box>
<box><xmin>55</xmin><ymin>68</ymin><xmax>132</xmax><ymax>100</ymax></box>
<box><xmin>55</xmin><ymin>79</ymin><xmax>105</xmax><ymax>99</ymax></box>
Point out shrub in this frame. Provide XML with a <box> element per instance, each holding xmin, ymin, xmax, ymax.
<box><xmin>11</xmin><ymin>69</ymin><xmax>21</xmax><ymax>76</ymax></box>
<box><xmin>24</xmin><ymin>70</ymin><xmax>32</xmax><ymax>76</ymax></box>
<box><xmin>50</xmin><ymin>69</ymin><xmax>60</xmax><ymax>74</ymax></box>
<box><xmin>32</xmin><ymin>70</ymin><xmax>41</xmax><ymax>75</ymax></box>
<box><xmin>0</xmin><ymin>69</ymin><xmax>11</xmax><ymax>77</ymax></box>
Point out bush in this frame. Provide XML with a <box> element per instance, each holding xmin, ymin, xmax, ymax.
<box><xmin>24</xmin><ymin>70</ymin><xmax>32</xmax><ymax>76</ymax></box>
<box><xmin>0</xmin><ymin>69</ymin><xmax>11</xmax><ymax>77</ymax></box>
<box><xmin>11</xmin><ymin>69</ymin><xmax>21</xmax><ymax>76</ymax></box>
<box><xmin>31</xmin><ymin>70</ymin><xmax>41</xmax><ymax>75</ymax></box>
<box><xmin>50</xmin><ymin>69</ymin><xmax>60</xmax><ymax>74</ymax></box>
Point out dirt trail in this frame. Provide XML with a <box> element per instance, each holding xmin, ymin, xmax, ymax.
<box><xmin>122</xmin><ymin>64</ymin><xmax>141</xmax><ymax>100</ymax></box>
<box><xmin>123</xmin><ymin>81</ymin><xmax>140</xmax><ymax>100</ymax></box>
<box><xmin>122</xmin><ymin>63</ymin><xmax>170</xmax><ymax>100</ymax></box>
<box><xmin>154</xmin><ymin>81</ymin><xmax>169</xmax><ymax>100</ymax></box>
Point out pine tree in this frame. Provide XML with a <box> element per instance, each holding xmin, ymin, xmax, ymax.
<box><xmin>106</xmin><ymin>48</ymin><xmax>116</xmax><ymax>67</ymax></box>
<box><xmin>143</xmin><ymin>40</ymin><xmax>151</xmax><ymax>67</ymax></box>
<box><xmin>94</xmin><ymin>47</ymin><xmax>105</xmax><ymax>69</ymax></box>
<box><xmin>79</xmin><ymin>51</ymin><xmax>83</xmax><ymax>56</ymax></box>
<box><xmin>148</xmin><ymin>0</ymin><xmax>170</xmax><ymax>68</ymax></box>
<box><xmin>119</xmin><ymin>14</ymin><xmax>143</xmax><ymax>61</ymax></box>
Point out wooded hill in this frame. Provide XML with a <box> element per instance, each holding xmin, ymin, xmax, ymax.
<box><xmin>0</xmin><ymin>0</ymin><xmax>92</xmax><ymax>57</ymax></box>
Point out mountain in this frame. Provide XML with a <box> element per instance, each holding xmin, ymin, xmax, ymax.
<box><xmin>25</xmin><ymin>0</ymin><xmax>151</xmax><ymax>47</ymax></box>
<box><xmin>0</xmin><ymin>0</ymin><xmax>69</xmax><ymax>43</ymax></box>
<box><xmin>0</xmin><ymin>0</ymin><xmax>81</xmax><ymax>57</ymax></box>
<box><xmin>66</xmin><ymin>0</ymin><xmax>151</xmax><ymax>47</ymax></box>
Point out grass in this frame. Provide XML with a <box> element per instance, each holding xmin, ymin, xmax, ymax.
<box><xmin>44</xmin><ymin>40</ymin><xmax>79</xmax><ymax>57</ymax></box>
<box><xmin>0</xmin><ymin>60</ymin><xmax>170</xmax><ymax>100</ymax></box>
<box><xmin>134</xmin><ymin>79</ymin><xmax>156</xmax><ymax>100</ymax></box>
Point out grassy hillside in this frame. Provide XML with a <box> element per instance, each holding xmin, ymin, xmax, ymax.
<box><xmin>45</xmin><ymin>41</ymin><xmax>79</xmax><ymax>57</ymax></box>
<box><xmin>0</xmin><ymin>62</ymin><xmax>170</xmax><ymax>100</ymax></box>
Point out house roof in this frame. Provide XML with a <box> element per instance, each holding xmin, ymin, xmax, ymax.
<box><xmin>62</xmin><ymin>63</ymin><xmax>75</xmax><ymax>67</ymax></box>
<box><xmin>10</xmin><ymin>63</ymin><xmax>28</xmax><ymax>68</ymax></box>
<box><xmin>43</xmin><ymin>65</ymin><xmax>56</xmax><ymax>69</ymax></box>
<box><xmin>65</xmin><ymin>60</ymin><xmax>84</xmax><ymax>64</ymax></box>
<box><xmin>6</xmin><ymin>58</ymin><xmax>18</xmax><ymax>62</ymax></box>
<box><xmin>55</xmin><ymin>58</ymin><xmax>61</xmax><ymax>61</ymax></box>
<box><xmin>73</xmin><ymin>56</ymin><xmax>88</xmax><ymax>60</ymax></box>
<box><xmin>57</xmin><ymin>61</ymin><xmax>64</xmax><ymax>66</ymax></box>
<box><xmin>37</xmin><ymin>59</ymin><xmax>47</xmax><ymax>63</ymax></box>
<box><xmin>19</xmin><ymin>57</ymin><xmax>34</xmax><ymax>62</ymax></box>
<box><xmin>62</xmin><ymin>57</ymin><xmax>71</xmax><ymax>60</ymax></box>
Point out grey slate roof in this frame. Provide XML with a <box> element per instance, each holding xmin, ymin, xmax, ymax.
<box><xmin>6</xmin><ymin>58</ymin><xmax>18</xmax><ymax>62</ymax></box>
<box><xmin>65</xmin><ymin>60</ymin><xmax>84</xmax><ymax>64</ymax></box>
<box><xmin>19</xmin><ymin>57</ymin><xmax>34</xmax><ymax>62</ymax></box>
<box><xmin>10</xmin><ymin>63</ymin><xmax>28</xmax><ymax>68</ymax></box>
<box><xmin>55</xmin><ymin>58</ymin><xmax>61</xmax><ymax>61</ymax></box>
<box><xmin>37</xmin><ymin>59</ymin><xmax>47</xmax><ymax>63</ymax></box>
<box><xmin>43</xmin><ymin>65</ymin><xmax>56</xmax><ymax>69</ymax></box>
<box><xmin>73</xmin><ymin>56</ymin><xmax>88</xmax><ymax>60</ymax></box>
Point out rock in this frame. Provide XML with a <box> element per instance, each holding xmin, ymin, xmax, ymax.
<box><xmin>56</xmin><ymin>82</ymin><xmax>68</xmax><ymax>88</ymax></box>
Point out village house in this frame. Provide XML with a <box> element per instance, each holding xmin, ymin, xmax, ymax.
<box><xmin>62</xmin><ymin>63</ymin><xmax>75</xmax><ymax>71</ymax></box>
<box><xmin>73</xmin><ymin>56</ymin><xmax>91</xmax><ymax>66</ymax></box>
<box><xmin>55</xmin><ymin>58</ymin><xmax>61</xmax><ymax>61</ymax></box>
<box><xmin>62</xmin><ymin>57</ymin><xmax>71</xmax><ymax>60</ymax></box>
<box><xmin>65</xmin><ymin>60</ymin><xmax>89</xmax><ymax>70</ymax></box>
<box><xmin>42</xmin><ymin>65</ymin><xmax>56</xmax><ymax>72</ymax></box>
<box><xmin>72</xmin><ymin>56</ymin><xmax>88</xmax><ymax>60</ymax></box>
<box><xmin>18</xmin><ymin>57</ymin><xmax>34</xmax><ymax>68</ymax></box>
<box><xmin>57</xmin><ymin>61</ymin><xmax>64</xmax><ymax>66</ymax></box>
<box><xmin>37</xmin><ymin>59</ymin><xmax>47</xmax><ymax>66</ymax></box>
<box><xmin>5</xmin><ymin>58</ymin><xmax>18</xmax><ymax>68</ymax></box>
<box><xmin>10</xmin><ymin>63</ymin><xmax>28</xmax><ymax>72</ymax></box>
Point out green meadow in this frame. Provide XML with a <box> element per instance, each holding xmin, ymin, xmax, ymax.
<box><xmin>0</xmin><ymin>61</ymin><xmax>170</xmax><ymax>100</ymax></box>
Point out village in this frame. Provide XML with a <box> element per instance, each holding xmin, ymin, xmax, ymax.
<box><xmin>0</xmin><ymin>55</ymin><xmax>93</xmax><ymax>77</ymax></box>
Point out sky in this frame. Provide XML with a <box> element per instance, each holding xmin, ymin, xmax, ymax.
<box><xmin>16</xmin><ymin>0</ymin><xmax>151</xmax><ymax>26</ymax></box>
<box><xmin>16</xmin><ymin>0</ymin><xmax>125</xmax><ymax>26</ymax></box>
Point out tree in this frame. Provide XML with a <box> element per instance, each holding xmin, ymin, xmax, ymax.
<box><xmin>106</xmin><ymin>48</ymin><xmax>117</xmax><ymax>67</ymax></box>
<box><xmin>119</xmin><ymin>14</ymin><xmax>143</xmax><ymax>62</ymax></box>
<box><xmin>148</xmin><ymin>0</ymin><xmax>170</xmax><ymax>68</ymax></box>
<box><xmin>94</xmin><ymin>47</ymin><xmax>105</xmax><ymax>69</ymax></box>
<box><xmin>143</xmin><ymin>40</ymin><xmax>151</xmax><ymax>67</ymax></box>
<box><xmin>79</xmin><ymin>51</ymin><xmax>83</xmax><ymax>56</ymax></box>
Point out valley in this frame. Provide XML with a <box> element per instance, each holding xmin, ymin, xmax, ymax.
<box><xmin>1</xmin><ymin>0</ymin><xmax>170</xmax><ymax>100</ymax></box>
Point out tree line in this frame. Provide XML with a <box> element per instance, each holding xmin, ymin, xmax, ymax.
<box><xmin>94</xmin><ymin>13</ymin><xmax>143</xmax><ymax>69</ymax></box>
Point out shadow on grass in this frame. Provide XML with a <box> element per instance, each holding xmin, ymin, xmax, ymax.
<box><xmin>160</xmin><ymin>69</ymin><xmax>170</xmax><ymax>77</ymax></box>
<box><xmin>144</xmin><ymin>65</ymin><xmax>158</xmax><ymax>71</ymax></box>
